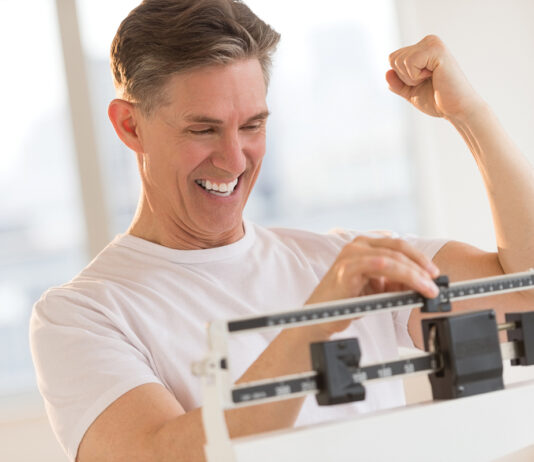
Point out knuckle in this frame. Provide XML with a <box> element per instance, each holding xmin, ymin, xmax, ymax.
<box><xmin>367</xmin><ymin>255</ymin><xmax>388</xmax><ymax>271</ymax></box>
<box><xmin>333</xmin><ymin>259</ymin><xmax>351</xmax><ymax>282</ymax></box>
<box><xmin>352</xmin><ymin>235</ymin><xmax>369</xmax><ymax>244</ymax></box>
<box><xmin>380</xmin><ymin>247</ymin><xmax>399</xmax><ymax>261</ymax></box>
<box><xmin>385</xmin><ymin>237</ymin><xmax>406</xmax><ymax>252</ymax></box>
<box><xmin>423</xmin><ymin>34</ymin><xmax>445</xmax><ymax>50</ymax></box>
<box><xmin>423</xmin><ymin>34</ymin><xmax>441</xmax><ymax>44</ymax></box>
<box><xmin>333</xmin><ymin>258</ymin><xmax>348</xmax><ymax>273</ymax></box>
<box><xmin>347</xmin><ymin>239</ymin><xmax>369</xmax><ymax>253</ymax></box>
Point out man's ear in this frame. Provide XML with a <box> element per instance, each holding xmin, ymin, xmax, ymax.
<box><xmin>108</xmin><ymin>99</ymin><xmax>145</xmax><ymax>153</ymax></box>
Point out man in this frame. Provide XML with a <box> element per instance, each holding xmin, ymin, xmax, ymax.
<box><xmin>30</xmin><ymin>0</ymin><xmax>534</xmax><ymax>461</ymax></box>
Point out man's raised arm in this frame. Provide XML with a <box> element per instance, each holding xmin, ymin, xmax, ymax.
<box><xmin>386</xmin><ymin>35</ymin><xmax>534</xmax><ymax>345</ymax></box>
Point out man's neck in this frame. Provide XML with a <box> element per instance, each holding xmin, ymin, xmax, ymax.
<box><xmin>127</xmin><ymin>198</ymin><xmax>245</xmax><ymax>250</ymax></box>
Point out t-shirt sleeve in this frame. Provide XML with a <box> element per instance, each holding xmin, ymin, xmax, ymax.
<box><xmin>30</xmin><ymin>289</ymin><xmax>163</xmax><ymax>462</ymax></box>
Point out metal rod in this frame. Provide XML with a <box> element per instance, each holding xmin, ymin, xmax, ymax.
<box><xmin>498</xmin><ymin>322</ymin><xmax>517</xmax><ymax>332</ymax></box>
<box><xmin>226</xmin><ymin>270</ymin><xmax>534</xmax><ymax>334</ymax></box>
<box><xmin>228</xmin><ymin>337</ymin><xmax>522</xmax><ymax>409</ymax></box>
<box><xmin>229</xmin><ymin>353</ymin><xmax>438</xmax><ymax>408</ymax></box>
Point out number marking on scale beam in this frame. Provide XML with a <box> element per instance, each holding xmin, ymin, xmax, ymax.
<box><xmin>227</xmin><ymin>271</ymin><xmax>534</xmax><ymax>334</ymax></box>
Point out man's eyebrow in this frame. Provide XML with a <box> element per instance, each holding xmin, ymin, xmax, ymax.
<box><xmin>183</xmin><ymin>111</ymin><xmax>270</xmax><ymax>124</ymax></box>
<box><xmin>245</xmin><ymin>110</ymin><xmax>270</xmax><ymax>123</ymax></box>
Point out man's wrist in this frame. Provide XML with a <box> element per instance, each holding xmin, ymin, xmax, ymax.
<box><xmin>445</xmin><ymin>98</ymin><xmax>490</xmax><ymax>127</ymax></box>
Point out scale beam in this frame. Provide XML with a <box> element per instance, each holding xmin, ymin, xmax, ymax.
<box><xmin>231</xmin><ymin>352</ymin><xmax>437</xmax><ymax>407</ymax></box>
<box><xmin>227</xmin><ymin>270</ymin><xmax>534</xmax><ymax>334</ymax></box>
<box><xmin>229</xmin><ymin>311</ymin><xmax>533</xmax><ymax>408</ymax></box>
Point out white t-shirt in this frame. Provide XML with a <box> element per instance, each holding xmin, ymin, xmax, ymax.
<box><xmin>30</xmin><ymin>221</ymin><xmax>447</xmax><ymax>461</ymax></box>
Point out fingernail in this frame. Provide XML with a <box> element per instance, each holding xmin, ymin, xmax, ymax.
<box><xmin>423</xmin><ymin>279</ymin><xmax>439</xmax><ymax>297</ymax></box>
<box><xmin>428</xmin><ymin>264</ymin><xmax>440</xmax><ymax>278</ymax></box>
<box><xmin>429</xmin><ymin>281</ymin><xmax>440</xmax><ymax>297</ymax></box>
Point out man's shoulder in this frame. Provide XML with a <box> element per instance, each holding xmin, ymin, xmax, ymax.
<box><xmin>255</xmin><ymin>223</ymin><xmax>447</xmax><ymax>263</ymax></box>
<box><xmin>31</xmin><ymin>235</ymin><xmax>147</xmax><ymax>318</ymax></box>
<box><xmin>250</xmin><ymin>224</ymin><xmax>365</xmax><ymax>266</ymax></box>
<box><xmin>258</xmin><ymin>223</ymin><xmax>362</xmax><ymax>251</ymax></box>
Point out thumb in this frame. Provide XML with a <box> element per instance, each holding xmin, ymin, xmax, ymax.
<box><xmin>385</xmin><ymin>69</ymin><xmax>411</xmax><ymax>99</ymax></box>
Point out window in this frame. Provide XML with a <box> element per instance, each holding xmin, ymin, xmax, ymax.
<box><xmin>244</xmin><ymin>0</ymin><xmax>416</xmax><ymax>233</ymax></box>
<box><xmin>2</xmin><ymin>0</ymin><xmax>415</xmax><ymax>396</ymax></box>
<box><xmin>0</xmin><ymin>0</ymin><xmax>86</xmax><ymax>393</ymax></box>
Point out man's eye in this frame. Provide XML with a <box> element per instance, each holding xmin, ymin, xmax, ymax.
<box><xmin>189</xmin><ymin>128</ymin><xmax>214</xmax><ymax>135</ymax></box>
<box><xmin>242</xmin><ymin>124</ymin><xmax>261</xmax><ymax>131</ymax></box>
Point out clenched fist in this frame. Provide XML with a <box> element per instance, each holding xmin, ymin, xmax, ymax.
<box><xmin>386</xmin><ymin>35</ymin><xmax>485</xmax><ymax>121</ymax></box>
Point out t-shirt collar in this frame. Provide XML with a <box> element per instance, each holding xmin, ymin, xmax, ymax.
<box><xmin>114</xmin><ymin>220</ymin><xmax>256</xmax><ymax>264</ymax></box>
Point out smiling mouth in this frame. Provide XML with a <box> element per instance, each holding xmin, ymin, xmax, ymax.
<box><xmin>195</xmin><ymin>178</ymin><xmax>239</xmax><ymax>197</ymax></box>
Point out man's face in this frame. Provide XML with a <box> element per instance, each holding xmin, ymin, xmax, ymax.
<box><xmin>134</xmin><ymin>59</ymin><xmax>268</xmax><ymax>248</ymax></box>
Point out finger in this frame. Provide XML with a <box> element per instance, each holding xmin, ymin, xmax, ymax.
<box><xmin>362</xmin><ymin>246</ymin><xmax>434</xmax><ymax>284</ymax></box>
<box><xmin>367</xmin><ymin>237</ymin><xmax>440</xmax><ymax>278</ymax></box>
<box><xmin>388</xmin><ymin>48</ymin><xmax>404</xmax><ymax>69</ymax></box>
<box><xmin>393</xmin><ymin>53</ymin><xmax>416</xmax><ymax>86</ymax></box>
<box><xmin>382</xmin><ymin>280</ymin><xmax>409</xmax><ymax>293</ymax></box>
<box><xmin>385</xmin><ymin>69</ymin><xmax>412</xmax><ymax>100</ymax></box>
<box><xmin>389</xmin><ymin>35</ymin><xmax>443</xmax><ymax>74</ymax></box>
<box><xmin>369</xmin><ymin>276</ymin><xmax>386</xmax><ymax>294</ymax></box>
<box><xmin>349</xmin><ymin>235</ymin><xmax>438</xmax><ymax>279</ymax></box>
<box><xmin>403</xmin><ymin>55</ymin><xmax>433</xmax><ymax>85</ymax></box>
<box><xmin>353</xmin><ymin>255</ymin><xmax>439</xmax><ymax>298</ymax></box>
<box><xmin>390</xmin><ymin>44</ymin><xmax>434</xmax><ymax>86</ymax></box>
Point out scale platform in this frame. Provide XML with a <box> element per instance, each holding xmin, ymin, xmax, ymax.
<box><xmin>231</xmin><ymin>378</ymin><xmax>534</xmax><ymax>461</ymax></box>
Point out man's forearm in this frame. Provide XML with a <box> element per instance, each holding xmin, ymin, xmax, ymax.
<box><xmin>448</xmin><ymin>103</ymin><xmax>534</xmax><ymax>273</ymax></box>
<box><xmin>149</xmin><ymin>325</ymin><xmax>330</xmax><ymax>461</ymax></box>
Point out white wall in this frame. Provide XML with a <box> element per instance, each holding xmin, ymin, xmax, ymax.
<box><xmin>398</xmin><ymin>0</ymin><xmax>534</xmax><ymax>250</ymax></box>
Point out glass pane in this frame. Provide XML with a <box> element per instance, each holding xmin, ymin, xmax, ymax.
<box><xmin>76</xmin><ymin>0</ymin><xmax>143</xmax><ymax>235</ymax></box>
<box><xmin>245</xmin><ymin>0</ymin><xmax>416</xmax><ymax>233</ymax></box>
<box><xmin>0</xmin><ymin>0</ymin><xmax>86</xmax><ymax>393</ymax></box>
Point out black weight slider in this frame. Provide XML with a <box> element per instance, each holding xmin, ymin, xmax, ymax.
<box><xmin>421</xmin><ymin>275</ymin><xmax>451</xmax><ymax>313</ymax></box>
<box><xmin>422</xmin><ymin>309</ymin><xmax>503</xmax><ymax>399</ymax></box>
<box><xmin>310</xmin><ymin>338</ymin><xmax>366</xmax><ymax>405</ymax></box>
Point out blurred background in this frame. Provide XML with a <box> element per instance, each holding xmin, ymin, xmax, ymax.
<box><xmin>1</xmin><ymin>0</ymin><xmax>534</xmax><ymax>460</ymax></box>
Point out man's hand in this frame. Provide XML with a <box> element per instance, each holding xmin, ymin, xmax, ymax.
<box><xmin>386</xmin><ymin>35</ymin><xmax>484</xmax><ymax>121</ymax></box>
<box><xmin>306</xmin><ymin>236</ymin><xmax>440</xmax><ymax>335</ymax></box>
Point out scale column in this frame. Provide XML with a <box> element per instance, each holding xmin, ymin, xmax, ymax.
<box><xmin>193</xmin><ymin>320</ymin><xmax>236</xmax><ymax>462</ymax></box>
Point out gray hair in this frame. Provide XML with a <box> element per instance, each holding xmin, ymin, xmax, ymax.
<box><xmin>110</xmin><ymin>0</ymin><xmax>281</xmax><ymax>115</ymax></box>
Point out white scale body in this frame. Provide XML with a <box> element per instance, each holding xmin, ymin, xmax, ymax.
<box><xmin>193</xmin><ymin>271</ymin><xmax>534</xmax><ymax>461</ymax></box>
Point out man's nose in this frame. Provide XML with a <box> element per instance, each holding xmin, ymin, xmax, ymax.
<box><xmin>211</xmin><ymin>131</ymin><xmax>246</xmax><ymax>174</ymax></box>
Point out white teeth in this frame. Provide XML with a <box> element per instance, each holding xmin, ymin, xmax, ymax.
<box><xmin>195</xmin><ymin>178</ymin><xmax>239</xmax><ymax>196</ymax></box>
